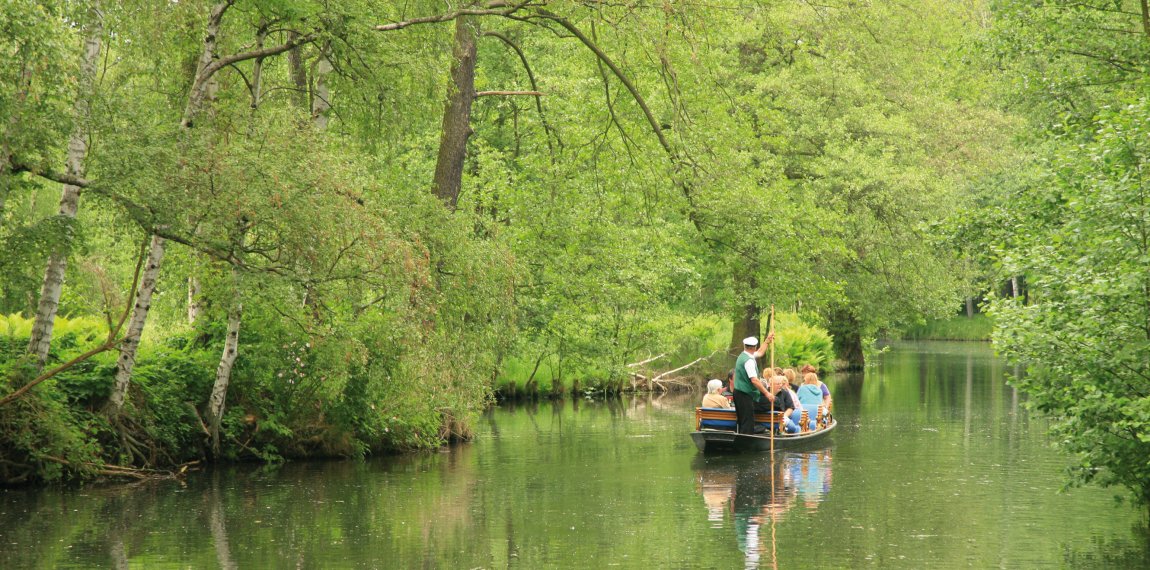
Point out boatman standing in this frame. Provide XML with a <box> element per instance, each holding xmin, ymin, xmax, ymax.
<box><xmin>733</xmin><ymin>334</ymin><xmax>776</xmax><ymax>434</ymax></box>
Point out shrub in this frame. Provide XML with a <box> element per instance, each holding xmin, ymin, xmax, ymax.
<box><xmin>771</xmin><ymin>312</ymin><xmax>834</xmax><ymax>371</ymax></box>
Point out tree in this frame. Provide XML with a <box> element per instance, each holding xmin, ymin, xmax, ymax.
<box><xmin>26</xmin><ymin>2</ymin><xmax>103</xmax><ymax>371</ymax></box>
<box><xmin>990</xmin><ymin>96</ymin><xmax>1150</xmax><ymax>511</ymax></box>
<box><xmin>973</xmin><ymin>0</ymin><xmax>1150</xmax><ymax>511</ymax></box>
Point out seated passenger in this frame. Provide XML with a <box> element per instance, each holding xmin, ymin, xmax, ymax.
<box><xmin>769</xmin><ymin>376</ymin><xmax>800</xmax><ymax>434</ymax></box>
<box><xmin>783</xmin><ymin>368</ymin><xmax>798</xmax><ymax>391</ymax></box>
<box><xmin>702</xmin><ymin>379</ymin><xmax>732</xmax><ymax>409</ymax></box>
<box><xmin>782</xmin><ymin>376</ymin><xmax>805</xmax><ymax>429</ymax></box>
<box><xmin>801</xmin><ymin>363</ymin><xmax>832</xmax><ymax>412</ymax></box>
<box><xmin>797</xmin><ymin>373</ymin><xmax>823</xmax><ymax>431</ymax></box>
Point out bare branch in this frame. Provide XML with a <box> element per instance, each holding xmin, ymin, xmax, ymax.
<box><xmin>627</xmin><ymin>353</ymin><xmax>667</xmax><ymax>368</ymax></box>
<box><xmin>651</xmin><ymin>350</ymin><xmax>719</xmax><ymax>382</ymax></box>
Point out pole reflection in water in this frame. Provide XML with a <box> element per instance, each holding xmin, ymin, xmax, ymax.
<box><xmin>693</xmin><ymin>448</ymin><xmax>834</xmax><ymax>569</ymax></box>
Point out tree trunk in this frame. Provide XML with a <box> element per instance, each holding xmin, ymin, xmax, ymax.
<box><xmin>431</xmin><ymin>16</ymin><xmax>478</xmax><ymax>209</ymax></box>
<box><xmin>828</xmin><ymin>308</ymin><xmax>865</xmax><ymax>370</ymax></box>
<box><xmin>1141</xmin><ymin>0</ymin><xmax>1150</xmax><ymax>38</ymax></box>
<box><xmin>287</xmin><ymin>31</ymin><xmax>309</xmax><ymax>110</ymax></box>
<box><xmin>965</xmin><ymin>296</ymin><xmax>974</xmax><ymax>318</ymax></box>
<box><xmin>107</xmin><ymin>235</ymin><xmax>165</xmax><ymax>412</ymax></box>
<box><xmin>111</xmin><ymin>2</ymin><xmax>231</xmax><ymax>411</ymax></box>
<box><xmin>728</xmin><ymin>303</ymin><xmax>761</xmax><ymax>356</ymax></box>
<box><xmin>207</xmin><ymin>278</ymin><xmax>242</xmax><ymax>455</ymax></box>
<box><xmin>311</xmin><ymin>44</ymin><xmax>332</xmax><ymax>130</ymax></box>
<box><xmin>27</xmin><ymin>6</ymin><xmax>102</xmax><ymax>370</ymax></box>
<box><xmin>181</xmin><ymin>2</ymin><xmax>230</xmax><ymax>129</ymax></box>
<box><xmin>187</xmin><ymin>276</ymin><xmax>202</xmax><ymax>324</ymax></box>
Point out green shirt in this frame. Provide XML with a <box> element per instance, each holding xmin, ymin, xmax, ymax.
<box><xmin>733</xmin><ymin>351</ymin><xmax>760</xmax><ymax>398</ymax></box>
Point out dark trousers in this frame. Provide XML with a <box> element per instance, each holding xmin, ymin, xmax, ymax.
<box><xmin>733</xmin><ymin>391</ymin><xmax>772</xmax><ymax>434</ymax></box>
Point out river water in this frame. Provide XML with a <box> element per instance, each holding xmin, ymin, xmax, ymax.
<box><xmin>2</xmin><ymin>341</ymin><xmax>1148</xmax><ymax>568</ymax></box>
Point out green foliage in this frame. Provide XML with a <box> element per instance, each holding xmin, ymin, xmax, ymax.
<box><xmin>989</xmin><ymin>95</ymin><xmax>1150</xmax><ymax>507</ymax></box>
<box><xmin>0</xmin><ymin>0</ymin><xmax>1021</xmax><ymax>482</ymax></box>
<box><xmin>968</xmin><ymin>1</ymin><xmax>1150</xmax><ymax>509</ymax></box>
<box><xmin>1</xmin><ymin>314</ymin><xmax>104</xmax><ymax>348</ymax></box>
<box><xmin>902</xmin><ymin>315</ymin><xmax>994</xmax><ymax>341</ymax></box>
<box><xmin>771</xmin><ymin>312</ymin><xmax>834</xmax><ymax>371</ymax></box>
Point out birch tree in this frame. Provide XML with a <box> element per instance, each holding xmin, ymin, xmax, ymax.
<box><xmin>26</xmin><ymin>3</ymin><xmax>103</xmax><ymax>371</ymax></box>
<box><xmin>107</xmin><ymin>0</ymin><xmax>318</xmax><ymax>412</ymax></box>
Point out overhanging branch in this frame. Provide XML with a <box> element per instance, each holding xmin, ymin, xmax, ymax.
<box><xmin>476</xmin><ymin>90</ymin><xmax>543</xmax><ymax>96</ymax></box>
<box><xmin>374</xmin><ymin>1</ymin><xmax>535</xmax><ymax>32</ymax></box>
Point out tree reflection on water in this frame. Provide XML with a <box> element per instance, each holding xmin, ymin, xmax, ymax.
<box><xmin>694</xmin><ymin>449</ymin><xmax>834</xmax><ymax>568</ymax></box>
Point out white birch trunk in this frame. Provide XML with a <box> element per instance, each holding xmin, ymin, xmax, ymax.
<box><xmin>28</xmin><ymin>7</ymin><xmax>103</xmax><ymax>369</ymax></box>
<box><xmin>107</xmin><ymin>235</ymin><xmax>165</xmax><ymax>411</ymax></box>
<box><xmin>113</xmin><ymin>2</ymin><xmax>230</xmax><ymax>405</ymax></box>
<box><xmin>207</xmin><ymin>275</ymin><xmax>242</xmax><ymax>454</ymax></box>
<box><xmin>311</xmin><ymin>46</ymin><xmax>332</xmax><ymax>130</ymax></box>
<box><xmin>181</xmin><ymin>3</ymin><xmax>231</xmax><ymax>325</ymax></box>
<box><xmin>181</xmin><ymin>2</ymin><xmax>230</xmax><ymax>129</ymax></box>
<box><xmin>187</xmin><ymin>276</ymin><xmax>202</xmax><ymax>324</ymax></box>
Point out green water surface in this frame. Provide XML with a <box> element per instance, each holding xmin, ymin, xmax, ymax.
<box><xmin>2</xmin><ymin>341</ymin><xmax>1148</xmax><ymax>568</ymax></box>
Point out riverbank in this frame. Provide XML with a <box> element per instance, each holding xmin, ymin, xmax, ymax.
<box><xmin>1</xmin><ymin>310</ymin><xmax>835</xmax><ymax>486</ymax></box>
<box><xmin>899</xmin><ymin>314</ymin><xmax>992</xmax><ymax>341</ymax></box>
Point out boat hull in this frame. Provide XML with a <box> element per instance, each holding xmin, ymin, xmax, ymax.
<box><xmin>690</xmin><ymin>419</ymin><xmax>837</xmax><ymax>453</ymax></box>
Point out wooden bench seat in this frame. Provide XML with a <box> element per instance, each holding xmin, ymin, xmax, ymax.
<box><xmin>695</xmin><ymin>407</ymin><xmax>783</xmax><ymax>431</ymax></box>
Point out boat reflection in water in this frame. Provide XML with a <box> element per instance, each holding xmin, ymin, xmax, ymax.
<box><xmin>694</xmin><ymin>449</ymin><xmax>833</xmax><ymax>568</ymax></box>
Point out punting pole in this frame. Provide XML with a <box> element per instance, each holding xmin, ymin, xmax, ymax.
<box><xmin>768</xmin><ymin>304</ymin><xmax>778</xmax><ymax>570</ymax></box>
<box><xmin>769</xmin><ymin>304</ymin><xmax>775</xmax><ymax>370</ymax></box>
<box><xmin>768</xmin><ymin>304</ymin><xmax>775</xmax><ymax>455</ymax></box>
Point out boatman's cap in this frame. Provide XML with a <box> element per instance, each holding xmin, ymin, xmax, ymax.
<box><xmin>743</xmin><ymin>336</ymin><xmax>758</xmax><ymax>347</ymax></box>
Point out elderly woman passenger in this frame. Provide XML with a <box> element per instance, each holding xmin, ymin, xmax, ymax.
<box><xmin>701</xmin><ymin>379</ymin><xmax>732</xmax><ymax>409</ymax></box>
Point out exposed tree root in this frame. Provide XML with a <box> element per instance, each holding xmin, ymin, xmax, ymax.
<box><xmin>42</xmin><ymin>455</ymin><xmax>198</xmax><ymax>482</ymax></box>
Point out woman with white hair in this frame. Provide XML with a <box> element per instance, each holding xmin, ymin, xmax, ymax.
<box><xmin>701</xmin><ymin>379</ymin><xmax>731</xmax><ymax>408</ymax></box>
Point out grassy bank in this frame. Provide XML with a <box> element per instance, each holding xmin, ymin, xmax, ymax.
<box><xmin>900</xmin><ymin>315</ymin><xmax>993</xmax><ymax>341</ymax></box>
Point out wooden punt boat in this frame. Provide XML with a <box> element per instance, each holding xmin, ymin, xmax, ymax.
<box><xmin>690</xmin><ymin>407</ymin><xmax>837</xmax><ymax>453</ymax></box>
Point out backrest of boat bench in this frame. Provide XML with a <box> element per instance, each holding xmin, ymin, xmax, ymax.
<box><xmin>695</xmin><ymin>408</ymin><xmax>784</xmax><ymax>430</ymax></box>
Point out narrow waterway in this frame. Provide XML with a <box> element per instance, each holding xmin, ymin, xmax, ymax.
<box><xmin>2</xmin><ymin>342</ymin><xmax>1148</xmax><ymax>568</ymax></box>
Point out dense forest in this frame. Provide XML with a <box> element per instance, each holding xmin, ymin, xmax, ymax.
<box><xmin>1</xmin><ymin>0</ymin><xmax>1148</xmax><ymax>507</ymax></box>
